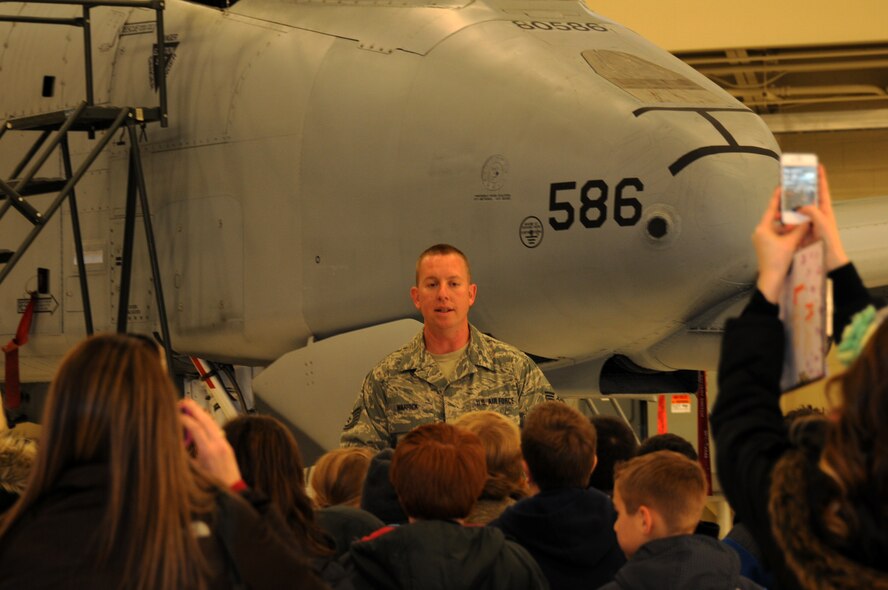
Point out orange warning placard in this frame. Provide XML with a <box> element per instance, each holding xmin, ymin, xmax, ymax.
<box><xmin>670</xmin><ymin>394</ymin><xmax>692</xmax><ymax>414</ymax></box>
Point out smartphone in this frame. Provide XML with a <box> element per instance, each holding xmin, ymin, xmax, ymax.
<box><xmin>780</xmin><ymin>153</ymin><xmax>818</xmax><ymax>224</ymax></box>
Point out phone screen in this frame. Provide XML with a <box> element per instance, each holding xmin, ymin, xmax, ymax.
<box><xmin>781</xmin><ymin>155</ymin><xmax>818</xmax><ymax>224</ymax></box>
<box><xmin>783</xmin><ymin>166</ymin><xmax>817</xmax><ymax>208</ymax></box>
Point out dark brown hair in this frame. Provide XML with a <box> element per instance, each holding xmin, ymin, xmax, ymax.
<box><xmin>224</xmin><ymin>414</ymin><xmax>330</xmax><ymax>556</ymax></box>
<box><xmin>0</xmin><ymin>333</ymin><xmax>215</xmax><ymax>589</ymax></box>
<box><xmin>637</xmin><ymin>433</ymin><xmax>697</xmax><ymax>461</ymax></box>
<box><xmin>821</xmin><ymin>318</ymin><xmax>888</xmax><ymax>539</ymax></box>
<box><xmin>521</xmin><ymin>401</ymin><xmax>597</xmax><ymax>490</ymax></box>
<box><xmin>390</xmin><ymin>423</ymin><xmax>486</xmax><ymax>520</ymax></box>
<box><xmin>588</xmin><ymin>415</ymin><xmax>637</xmax><ymax>493</ymax></box>
<box><xmin>615</xmin><ymin>450</ymin><xmax>706</xmax><ymax>534</ymax></box>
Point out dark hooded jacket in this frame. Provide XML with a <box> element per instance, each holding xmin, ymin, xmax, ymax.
<box><xmin>341</xmin><ymin>519</ymin><xmax>548</xmax><ymax>590</ymax></box>
<box><xmin>597</xmin><ymin>535</ymin><xmax>762</xmax><ymax>590</ymax></box>
<box><xmin>317</xmin><ymin>504</ymin><xmax>385</xmax><ymax>559</ymax></box>
<box><xmin>489</xmin><ymin>487</ymin><xmax>625</xmax><ymax>589</ymax></box>
<box><xmin>712</xmin><ymin>263</ymin><xmax>888</xmax><ymax>590</ymax></box>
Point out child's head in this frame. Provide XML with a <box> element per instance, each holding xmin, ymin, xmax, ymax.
<box><xmin>452</xmin><ymin>410</ymin><xmax>527</xmax><ymax>500</ymax></box>
<box><xmin>588</xmin><ymin>415</ymin><xmax>638</xmax><ymax>494</ymax></box>
<box><xmin>390</xmin><ymin>422</ymin><xmax>487</xmax><ymax>521</ymax></box>
<box><xmin>612</xmin><ymin>450</ymin><xmax>705</xmax><ymax>557</ymax></box>
<box><xmin>310</xmin><ymin>447</ymin><xmax>374</xmax><ymax>508</ymax></box>
<box><xmin>521</xmin><ymin>401</ymin><xmax>597</xmax><ymax>491</ymax></box>
<box><xmin>636</xmin><ymin>433</ymin><xmax>698</xmax><ymax>461</ymax></box>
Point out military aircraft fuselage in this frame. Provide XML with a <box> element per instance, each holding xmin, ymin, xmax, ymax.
<box><xmin>0</xmin><ymin>0</ymin><xmax>779</xmax><ymax>382</ymax></box>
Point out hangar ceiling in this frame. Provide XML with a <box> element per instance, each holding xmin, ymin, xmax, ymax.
<box><xmin>680</xmin><ymin>44</ymin><xmax>888</xmax><ymax>201</ymax></box>
<box><xmin>676</xmin><ymin>44</ymin><xmax>888</xmax><ymax>117</ymax></box>
<box><xmin>589</xmin><ymin>0</ymin><xmax>888</xmax><ymax>201</ymax></box>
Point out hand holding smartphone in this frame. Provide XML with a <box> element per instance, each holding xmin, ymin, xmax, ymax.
<box><xmin>780</xmin><ymin>153</ymin><xmax>819</xmax><ymax>224</ymax></box>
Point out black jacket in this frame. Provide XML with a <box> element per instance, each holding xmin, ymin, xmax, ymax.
<box><xmin>317</xmin><ymin>504</ymin><xmax>385</xmax><ymax>559</ymax></box>
<box><xmin>597</xmin><ymin>535</ymin><xmax>762</xmax><ymax>590</ymax></box>
<box><xmin>341</xmin><ymin>519</ymin><xmax>549</xmax><ymax>590</ymax></box>
<box><xmin>489</xmin><ymin>487</ymin><xmax>625</xmax><ymax>589</ymax></box>
<box><xmin>711</xmin><ymin>263</ymin><xmax>888</xmax><ymax>590</ymax></box>
<box><xmin>0</xmin><ymin>463</ymin><xmax>329</xmax><ymax>590</ymax></box>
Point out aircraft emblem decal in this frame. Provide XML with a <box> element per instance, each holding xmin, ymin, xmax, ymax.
<box><xmin>481</xmin><ymin>154</ymin><xmax>509</xmax><ymax>191</ymax></box>
<box><xmin>633</xmin><ymin>106</ymin><xmax>780</xmax><ymax>176</ymax></box>
<box><xmin>519</xmin><ymin>216</ymin><xmax>543</xmax><ymax>248</ymax></box>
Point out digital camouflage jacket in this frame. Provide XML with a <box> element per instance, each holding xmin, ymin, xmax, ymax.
<box><xmin>340</xmin><ymin>324</ymin><xmax>557</xmax><ymax>449</ymax></box>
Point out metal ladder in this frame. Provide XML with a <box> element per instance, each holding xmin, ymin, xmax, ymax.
<box><xmin>0</xmin><ymin>0</ymin><xmax>174</xmax><ymax>371</ymax></box>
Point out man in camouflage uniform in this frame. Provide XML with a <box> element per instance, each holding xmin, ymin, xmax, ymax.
<box><xmin>341</xmin><ymin>244</ymin><xmax>557</xmax><ymax>449</ymax></box>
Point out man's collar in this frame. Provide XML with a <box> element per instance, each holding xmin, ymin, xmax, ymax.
<box><xmin>464</xmin><ymin>324</ymin><xmax>496</xmax><ymax>371</ymax></box>
<box><xmin>401</xmin><ymin>324</ymin><xmax>497</xmax><ymax>372</ymax></box>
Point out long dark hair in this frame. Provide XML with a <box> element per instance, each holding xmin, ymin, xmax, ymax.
<box><xmin>224</xmin><ymin>415</ymin><xmax>331</xmax><ymax>556</ymax></box>
<box><xmin>822</xmin><ymin>318</ymin><xmax>888</xmax><ymax>538</ymax></box>
<box><xmin>0</xmin><ymin>333</ymin><xmax>216</xmax><ymax>589</ymax></box>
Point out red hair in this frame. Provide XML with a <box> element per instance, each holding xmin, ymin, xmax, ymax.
<box><xmin>390</xmin><ymin>423</ymin><xmax>486</xmax><ymax>520</ymax></box>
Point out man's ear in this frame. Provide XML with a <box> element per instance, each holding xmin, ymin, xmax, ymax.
<box><xmin>589</xmin><ymin>454</ymin><xmax>598</xmax><ymax>476</ymax></box>
<box><xmin>410</xmin><ymin>286</ymin><xmax>420</xmax><ymax>309</ymax></box>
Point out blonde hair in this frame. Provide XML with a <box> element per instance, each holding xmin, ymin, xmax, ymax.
<box><xmin>310</xmin><ymin>447</ymin><xmax>374</xmax><ymax>508</ymax></box>
<box><xmin>615</xmin><ymin>450</ymin><xmax>705</xmax><ymax>534</ymax></box>
<box><xmin>452</xmin><ymin>411</ymin><xmax>527</xmax><ymax>500</ymax></box>
<box><xmin>0</xmin><ymin>432</ymin><xmax>37</xmax><ymax>495</ymax></box>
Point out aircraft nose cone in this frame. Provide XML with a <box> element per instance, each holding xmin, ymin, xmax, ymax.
<box><xmin>616</xmin><ymin>100</ymin><xmax>781</xmax><ymax>303</ymax></box>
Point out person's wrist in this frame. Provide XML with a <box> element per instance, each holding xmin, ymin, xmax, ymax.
<box><xmin>827</xmin><ymin>250</ymin><xmax>850</xmax><ymax>272</ymax></box>
<box><xmin>756</xmin><ymin>273</ymin><xmax>783</xmax><ymax>304</ymax></box>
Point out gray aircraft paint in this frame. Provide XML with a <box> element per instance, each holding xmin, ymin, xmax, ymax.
<box><xmin>1</xmin><ymin>0</ymin><xmax>886</xmax><ymax>448</ymax></box>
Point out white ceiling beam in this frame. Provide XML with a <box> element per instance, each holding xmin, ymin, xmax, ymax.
<box><xmin>762</xmin><ymin>108</ymin><xmax>888</xmax><ymax>133</ymax></box>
